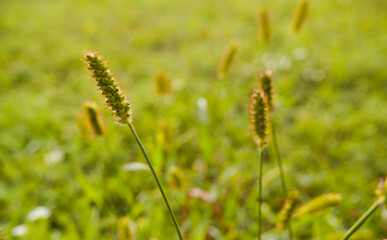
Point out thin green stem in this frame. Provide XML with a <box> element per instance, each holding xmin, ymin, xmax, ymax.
<box><xmin>127</xmin><ymin>122</ymin><xmax>184</xmax><ymax>240</ymax></box>
<box><xmin>258</xmin><ymin>148</ymin><xmax>263</xmax><ymax>240</ymax></box>
<box><xmin>271</xmin><ymin>122</ymin><xmax>287</xmax><ymax>196</ymax></box>
<box><xmin>340</xmin><ymin>198</ymin><xmax>383</xmax><ymax>240</ymax></box>
<box><xmin>272</xmin><ymin>121</ymin><xmax>293</xmax><ymax>240</ymax></box>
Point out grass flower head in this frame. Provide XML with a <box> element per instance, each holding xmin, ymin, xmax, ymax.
<box><xmin>83</xmin><ymin>51</ymin><xmax>132</xmax><ymax>125</ymax></box>
<box><xmin>249</xmin><ymin>89</ymin><xmax>271</xmax><ymax>149</ymax></box>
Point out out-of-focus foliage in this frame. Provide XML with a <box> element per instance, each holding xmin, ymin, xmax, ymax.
<box><xmin>0</xmin><ymin>0</ymin><xmax>386</xmax><ymax>239</ymax></box>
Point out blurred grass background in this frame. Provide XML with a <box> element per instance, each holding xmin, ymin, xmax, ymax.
<box><xmin>0</xmin><ymin>0</ymin><xmax>387</xmax><ymax>239</ymax></box>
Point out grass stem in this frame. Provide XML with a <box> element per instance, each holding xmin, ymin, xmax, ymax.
<box><xmin>272</xmin><ymin>121</ymin><xmax>293</xmax><ymax>240</ymax></box>
<box><xmin>258</xmin><ymin>148</ymin><xmax>263</xmax><ymax>240</ymax></box>
<box><xmin>340</xmin><ymin>198</ymin><xmax>383</xmax><ymax>240</ymax></box>
<box><xmin>271</xmin><ymin>122</ymin><xmax>287</xmax><ymax>195</ymax></box>
<box><xmin>127</xmin><ymin>122</ymin><xmax>184</xmax><ymax>240</ymax></box>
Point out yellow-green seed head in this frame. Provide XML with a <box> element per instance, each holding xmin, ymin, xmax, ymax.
<box><xmin>117</xmin><ymin>217</ymin><xmax>137</xmax><ymax>240</ymax></box>
<box><xmin>277</xmin><ymin>190</ymin><xmax>300</xmax><ymax>232</ymax></box>
<box><xmin>258</xmin><ymin>70</ymin><xmax>275</xmax><ymax>112</ymax></box>
<box><xmin>294</xmin><ymin>192</ymin><xmax>343</xmax><ymax>218</ymax></box>
<box><xmin>291</xmin><ymin>0</ymin><xmax>309</xmax><ymax>32</ymax></box>
<box><xmin>258</xmin><ymin>9</ymin><xmax>272</xmax><ymax>42</ymax></box>
<box><xmin>154</xmin><ymin>69</ymin><xmax>172</xmax><ymax>96</ymax></box>
<box><xmin>217</xmin><ymin>40</ymin><xmax>239</xmax><ymax>79</ymax></box>
<box><xmin>82</xmin><ymin>100</ymin><xmax>107</xmax><ymax>137</ymax></box>
<box><xmin>249</xmin><ymin>89</ymin><xmax>271</xmax><ymax>149</ymax></box>
<box><xmin>375</xmin><ymin>177</ymin><xmax>387</xmax><ymax>204</ymax></box>
<box><xmin>83</xmin><ymin>51</ymin><xmax>132</xmax><ymax>125</ymax></box>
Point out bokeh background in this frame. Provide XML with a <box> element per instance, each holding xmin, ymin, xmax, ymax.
<box><xmin>0</xmin><ymin>0</ymin><xmax>386</xmax><ymax>239</ymax></box>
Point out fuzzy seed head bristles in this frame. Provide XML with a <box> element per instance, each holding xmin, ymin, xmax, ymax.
<box><xmin>294</xmin><ymin>193</ymin><xmax>343</xmax><ymax>218</ymax></box>
<box><xmin>258</xmin><ymin>9</ymin><xmax>271</xmax><ymax>42</ymax></box>
<box><xmin>82</xmin><ymin>100</ymin><xmax>107</xmax><ymax>137</ymax></box>
<box><xmin>277</xmin><ymin>190</ymin><xmax>300</xmax><ymax>232</ymax></box>
<box><xmin>249</xmin><ymin>89</ymin><xmax>271</xmax><ymax>149</ymax></box>
<box><xmin>154</xmin><ymin>69</ymin><xmax>172</xmax><ymax>96</ymax></box>
<box><xmin>258</xmin><ymin>70</ymin><xmax>275</xmax><ymax>112</ymax></box>
<box><xmin>291</xmin><ymin>0</ymin><xmax>309</xmax><ymax>32</ymax></box>
<box><xmin>217</xmin><ymin>40</ymin><xmax>239</xmax><ymax>79</ymax></box>
<box><xmin>83</xmin><ymin>51</ymin><xmax>133</xmax><ymax>125</ymax></box>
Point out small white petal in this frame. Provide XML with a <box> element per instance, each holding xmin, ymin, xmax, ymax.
<box><xmin>27</xmin><ymin>206</ymin><xmax>51</xmax><ymax>221</ymax></box>
<box><xmin>44</xmin><ymin>150</ymin><xmax>64</xmax><ymax>165</ymax></box>
<box><xmin>122</xmin><ymin>162</ymin><xmax>149</xmax><ymax>171</ymax></box>
<box><xmin>12</xmin><ymin>224</ymin><xmax>28</xmax><ymax>236</ymax></box>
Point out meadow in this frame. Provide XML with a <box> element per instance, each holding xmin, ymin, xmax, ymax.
<box><xmin>0</xmin><ymin>0</ymin><xmax>387</xmax><ymax>239</ymax></box>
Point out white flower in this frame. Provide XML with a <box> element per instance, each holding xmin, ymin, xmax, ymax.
<box><xmin>197</xmin><ymin>97</ymin><xmax>208</xmax><ymax>123</ymax></box>
<box><xmin>12</xmin><ymin>224</ymin><xmax>28</xmax><ymax>236</ymax></box>
<box><xmin>122</xmin><ymin>162</ymin><xmax>149</xmax><ymax>172</ymax></box>
<box><xmin>44</xmin><ymin>150</ymin><xmax>64</xmax><ymax>165</ymax></box>
<box><xmin>27</xmin><ymin>206</ymin><xmax>51</xmax><ymax>221</ymax></box>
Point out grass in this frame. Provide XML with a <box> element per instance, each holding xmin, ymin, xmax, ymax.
<box><xmin>0</xmin><ymin>0</ymin><xmax>387</xmax><ymax>239</ymax></box>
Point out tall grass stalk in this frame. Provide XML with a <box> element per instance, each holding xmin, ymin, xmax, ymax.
<box><xmin>127</xmin><ymin>122</ymin><xmax>184</xmax><ymax>240</ymax></box>
<box><xmin>83</xmin><ymin>51</ymin><xmax>184</xmax><ymax>240</ymax></box>
<box><xmin>257</xmin><ymin>148</ymin><xmax>263</xmax><ymax>240</ymax></box>
<box><xmin>271</xmin><ymin>123</ymin><xmax>287</xmax><ymax>196</ymax></box>
<box><xmin>340</xmin><ymin>197</ymin><xmax>383</xmax><ymax>240</ymax></box>
<box><xmin>272</xmin><ymin>123</ymin><xmax>292</xmax><ymax>239</ymax></box>
<box><xmin>249</xmin><ymin>89</ymin><xmax>271</xmax><ymax>240</ymax></box>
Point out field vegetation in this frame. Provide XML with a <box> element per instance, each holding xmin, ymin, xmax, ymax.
<box><xmin>0</xmin><ymin>0</ymin><xmax>387</xmax><ymax>239</ymax></box>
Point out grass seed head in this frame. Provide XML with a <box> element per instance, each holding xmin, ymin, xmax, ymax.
<box><xmin>154</xmin><ymin>69</ymin><xmax>172</xmax><ymax>96</ymax></box>
<box><xmin>83</xmin><ymin>51</ymin><xmax>132</xmax><ymax>125</ymax></box>
<box><xmin>291</xmin><ymin>0</ymin><xmax>309</xmax><ymax>32</ymax></box>
<box><xmin>249</xmin><ymin>89</ymin><xmax>271</xmax><ymax>150</ymax></box>
<box><xmin>258</xmin><ymin>9</ymin><xmax>272</xmax><ymax>42</ymax></box>
<box><xmin>294</xmin><ymin>192</ymin><xmax>343</xmax><ymax>218</ymax></box>
<box><xmin>258</xmin><ymin>70</ymin><xmax>275</xmax><ymax>112</ymax></box>
<box><xmin>277</xmin><ymin>190</ymin><xmax>300</xmax><ymax>232</ymax></box>
<box><xmin>82</xmin><ymin>100</ymin><xmax>107</xmax><ymax>137</ymax></box>
<box><xmin>217</xmin><ymin>40</ymin><xmax>239</xmax><ymax>79</ymax></box>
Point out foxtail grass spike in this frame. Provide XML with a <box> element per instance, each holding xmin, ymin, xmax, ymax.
<box><xmin>258</xmin><ymin>70</ymin><xmax>275</xmax><ymax>112</ymax></box>
<box><xmin>217</xmin><ymin>40</ymin><xmax>239</xmax><ymax>78</ymax></box>
<box><xmin>154</xmin><ymin>69</ymin><xmax>172</xmax><ymax>96</ymax></box>
<box><xmin>249</xmin><ymin>89</ymin><xmax>271</xmax><ymax>150</ymax></box>
<box><xmin>291</xmin><ymin>0</ymin><xmax>309</xmax><ymax>32</ymax></box>
<box><xmin>258</xmin><ymin>9</ymin><xmax>271</xmax><ymax>42</ymax></box>
<box><xmin>277</xmin><ymin>190</ymin><xmax>300</xmax><ymax>233</ymax></box>
<box><xmin>294</xmin><ymin>192</ymin><xmax>343</xmax><ymax>218</ymax></box>
<box><xmin>82</xmin><ymin>100</ymin><xmax>107</xmax><ymax>137</ymax></box>
<box><xmin>83</xmin><ymin>51</ymin><xmax>132</xmax><ymax>125</ymax></box>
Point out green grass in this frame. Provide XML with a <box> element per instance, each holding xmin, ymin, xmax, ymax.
<box><xmin>0</xmin><ymin>0</ymin><xmax>387</xmax><ymax>239</ymax></box>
